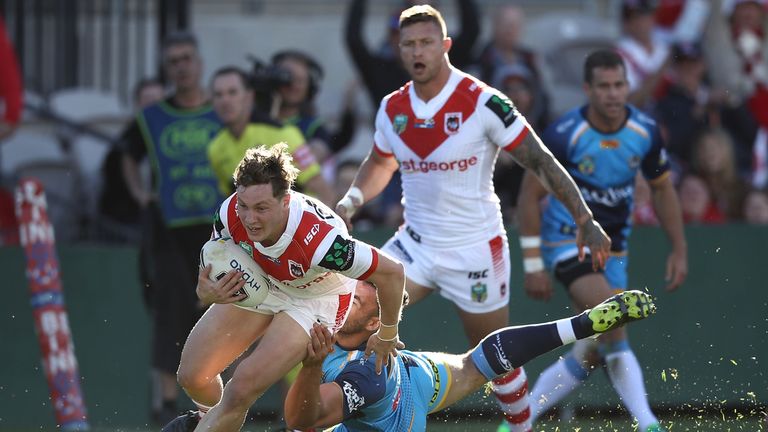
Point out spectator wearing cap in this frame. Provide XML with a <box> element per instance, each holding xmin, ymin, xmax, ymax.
<box><xmin>616</xmin><ymin>0</ymin><xmax>672</xmax><ymax>108</ymax></box>
<box><xmin>704</xmin><ymin>0</ymin><xmax>768</xmax><ymax>186</ymax></box>
<box><xmin>654</xmin><ymin>41</ymin><xmax>727</xmax><ymax>168</ymax></box>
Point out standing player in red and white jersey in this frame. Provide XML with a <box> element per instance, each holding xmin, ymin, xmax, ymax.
<box><xmin>336</xmin><ymin>5</ymin><xmax>611</xmax><ymax>432</ymax></box>
<box><xmin>162</xmin><ymin>143</ymin><xmax>406</xmax><ymax>432</ymax></box>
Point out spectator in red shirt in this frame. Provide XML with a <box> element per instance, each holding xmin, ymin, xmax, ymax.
<box><xmin>678</xmin><ymin>174</ymin><xmax>727</xmax><ymax>224</ymax></box>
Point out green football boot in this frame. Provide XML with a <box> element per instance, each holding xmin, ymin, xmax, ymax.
<box><xmin>587</xmin><ymin>290</ymin><xmax>656</xmax><ymax>333</ymax></box>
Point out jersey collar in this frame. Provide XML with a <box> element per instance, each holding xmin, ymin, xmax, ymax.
<box><xmin>407</xmin><ymin>66</ymin><xmax>464</xmax><ymax>119</ymax></box>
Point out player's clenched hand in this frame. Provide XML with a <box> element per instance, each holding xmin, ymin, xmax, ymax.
<box><xmin>196</xmin><ymin>264</ymin><xmax>247</xmax><ymax>305</ymax></box>
<box><xmin>336</xmin><ymin>190</ymin><xmax>363</xmax><ymax>232</ymax></box>
<box><xmin>524</xmin><ymin>271</ymin><xmax>553</xmax><ymax>301</ymax></box>
<box><xmin>304</xmin><ymin>323</ymin><xmax>336</xmax><ymax>368</ymax></box>
<box><xmin>576</xmin><ymin>218</ymin><xmax>611</xmax><ymax>270</ymax></box>
<box><xmin>364</xmin><ymin>332</ymin><xmax>405</xmax><ymax>375</ymax></box>
<box><xmin>335</xmin><ymin>202</ymin><xmax>355</xmax><ymax>231</ymax></box>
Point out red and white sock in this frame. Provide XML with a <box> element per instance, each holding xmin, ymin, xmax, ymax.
<box><xmin>493</xmin><ymin>367</ymin><xmax>532</xmax><ymax>432</ymax></box>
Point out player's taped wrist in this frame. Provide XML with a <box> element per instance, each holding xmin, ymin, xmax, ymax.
<box><xmin>338</xmin><ymin>186</ymin><xmax>364</xmax><ymax>219</ymax></box>
<box><xmin>375</xmin><ymin>331</ymin><xmax>398</xmax><ymax>342</ymax></box>
<box><xmin>376</xmin><ymin>321</ymin><xmax>398</xmax><ymax>341</ymax></box>
<box><xmin>519</xmin><ymin>236</ymin><xmax>541</xmax><ymax>249</ymax></box>
<box><xmin>523</xmin><ymin>257</ymin><xmax>545</xmax><ymax>273</ymax></box>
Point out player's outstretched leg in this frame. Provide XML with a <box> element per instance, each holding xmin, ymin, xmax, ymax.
<box><xmin>586</xmin><ymin>290</ymin><xmax>656</xmax><ymax>333</ymax></box>
<box><xmin>160</xmin><ymin>410</ymin><xmax>201</xmax><ymax>432</ymax></box>
<box><xmin>470</xmin><ymin>290</ymin><xmax>656</xmax><ymax>382</ymax></box>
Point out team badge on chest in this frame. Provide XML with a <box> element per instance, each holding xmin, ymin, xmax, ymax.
<box><xmin>238</xmin><ymin>241</ymin><xmax>254</xmax><ymax>258</ymax></box>
<box><xmin>393</xmin><ymin>114</ymin><xmax>408</xmax><ymax>135</ymax></box>
<box><xmin>444</xmin><ymin>112</ymin><xmax>462</xmax><ymax>135</ymax></box>
<box><xmin>578</xmin><ymin>156</ymin><xmax>595</xmax><ymax>175</ymax></box>
<box><xmin>288</xmin><ymin>260</ymin><xmax>305</xmax><ymax>278</ymax></box>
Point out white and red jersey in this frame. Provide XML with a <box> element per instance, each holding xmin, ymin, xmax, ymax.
<box><xmin>374</xmin><ymin>67</ymin><xmax>532</xmax><ymax>248</ymax></box>
<box><xmin>214</xmin><ymin>191</ymin><xmax>379</xmax><ymax>299</ymax></box>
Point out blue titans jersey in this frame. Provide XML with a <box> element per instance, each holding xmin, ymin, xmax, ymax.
<box><xmin>322</xmin><ymin>344</ymin><xmax>451</xmax><ymax>431</ymax></box>
<box><xmin>540</xmin><ymin>105</ymin><xmax>670</xmax><ymax>252</ymax></box>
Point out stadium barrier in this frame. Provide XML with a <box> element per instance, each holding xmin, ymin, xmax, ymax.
<box><xmin>1</xmin><ymin>225</ymin><xmax>766</xmax><ymax>429</ymax></box>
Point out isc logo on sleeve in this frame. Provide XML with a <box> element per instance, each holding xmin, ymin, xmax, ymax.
<box><xmin>303</xmin><ymin>223</ymin><xmax>321</xmax><ymax>246</ymax></box>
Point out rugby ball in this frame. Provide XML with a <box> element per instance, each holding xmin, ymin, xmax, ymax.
<box><xmin>199</xmin><ymin>237</ymin><xmax>271</xmax><ymax>307</ymax></box>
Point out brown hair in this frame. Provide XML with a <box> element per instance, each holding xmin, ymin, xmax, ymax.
<box><xmin>399</xmin><ymin>4</ymin><xmax>447</xmax><ymax>38</ymax></box>
<box><xmin>584</xmin><ymin>49</ymin><xmax>627</xmax><ymax>84</ymax></box>
<box><xmin>211</xmin><ymin>66</ymin><xmax>253</xmax><ymax>90</ymax></box>
<box><xmin>233</xmin><ymin>143</ymin><xmax>299</xmax><ymax>197</ymax></box>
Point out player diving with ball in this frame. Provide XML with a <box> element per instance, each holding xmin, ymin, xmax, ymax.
<box><xmin>162</xmin><ymin>143</ymin><xmax>406</xmax><ymax>432</ymax></box>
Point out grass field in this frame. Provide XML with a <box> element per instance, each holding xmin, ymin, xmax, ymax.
<box><xmin>45</xmin><ymin>410</ymin><xmax>755</xmax><ymax>432</ymax></box>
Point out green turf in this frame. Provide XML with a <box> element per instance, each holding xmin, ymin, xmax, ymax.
<box><xmin>14</xmin><ymin>412</ymin><xmax>752</xmax><ymax>432</ymax></box>
<box><xmin>423</xmin><ymin>414</ymin><xmax>767</xmax><ymax>431</ymax></box>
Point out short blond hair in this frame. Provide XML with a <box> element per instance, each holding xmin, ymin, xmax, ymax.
<box><xmin>233</xmin><ymin>143</ymin><xmax>299</xmax><ymax>197</ymax></box>
<box><xmin>399</xmin><ymin>4</ymin><xmax>447</xmax><ymax>38</ymax></box>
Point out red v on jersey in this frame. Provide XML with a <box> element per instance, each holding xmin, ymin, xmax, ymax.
<box><xmin>224</xmin><ymin>195</ymin><xmax>332</xmax><ymax>282</ymax></box>
<box><xmin>385</xmin><ymin>77</ymin><xmax>482</xmax><ymax>160</ymax></box>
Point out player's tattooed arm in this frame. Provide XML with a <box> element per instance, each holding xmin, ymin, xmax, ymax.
<box><xmin>509</xmin><ymin>132</ymin><xmax>593</xmax><ymax>225</ymax></box>
<box><xmin>510</xmin><ymin>131</ymin><xmax>611</xmax><ymax>269</ymax></box>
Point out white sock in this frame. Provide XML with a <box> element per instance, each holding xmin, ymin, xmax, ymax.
<box><xmin>492</xmin><ymin>367</ymin><xmax>532</xmax><ymax>432</ymax></box>
<box><xmin>604</xmin><ymin>346</ymin><xmax>658</xmax><ymax>430</ymax></box>
<box><xmin>529</xmin><ymin>339</ymin><xmax>596</xmax><ymax>422</ymax></box>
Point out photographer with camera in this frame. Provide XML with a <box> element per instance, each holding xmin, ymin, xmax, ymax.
<box><xmin>207</xmin><ymin>66</ymin><xmax>336</xmax><ymax>206</ymax></box>
<box><xmin>269</xmin><ymin>50</ymin><xmax>357</xmax><ymax>164</ymax></box>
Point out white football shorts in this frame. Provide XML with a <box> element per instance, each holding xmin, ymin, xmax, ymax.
<box><xmin>383</xmin><ymin>226</ymin><xmax>511</xmax><ymax>314</ymax></box>
<box><xmin>235</xmin><ymin>276</ymin><xmax>356</xmax><ymax>335</ymax></box>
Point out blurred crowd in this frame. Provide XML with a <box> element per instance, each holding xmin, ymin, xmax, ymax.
<box><xmin>3</xmin><ymin>0</ymin><xmax>768</xmax><ymax>247</ymax></box>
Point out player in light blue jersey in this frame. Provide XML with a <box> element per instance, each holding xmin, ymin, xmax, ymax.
<box><xmin>283</xmin><ymin>280</ymin><xmax>656</xmax><ymax>431</ymax></box>
<box><xmin>517</xmin><ymin>49</ymin><xmax>688</xmax><ymax>432</ymax></box>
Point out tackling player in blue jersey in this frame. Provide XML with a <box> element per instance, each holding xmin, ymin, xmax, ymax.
<box><xmin>517</xmin><ymin>49</ymin><xmax>688</xmax><ymax>432</ymax></box>
<box><xmin>283</xmin><ymin>280</ymin><xmax>656</xmax><ymax>431</ymax></box>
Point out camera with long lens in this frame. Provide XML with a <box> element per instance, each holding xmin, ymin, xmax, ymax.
<box><xmin>247</xmin><ymin>55</ymin><xmax>292</xmax><ymax>114</ymax></box>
